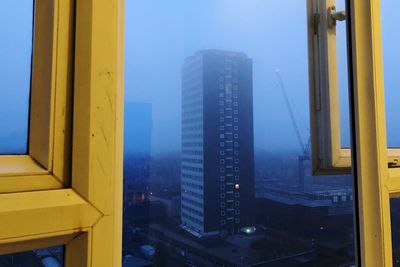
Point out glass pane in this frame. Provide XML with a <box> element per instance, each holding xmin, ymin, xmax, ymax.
<box><xmin>0</xmin><ymin>246</ymin><xmax>64</xmax><ymax>266</ymax></box>
<box><xmin>336</xmin><ymin>0</ymin><xmax>351</xmax><ymax>148</ymax></box>
<box><xmin>0</xmin><ymin>0</ymin><xmax>33</xmax><ymax>154</ymax></box>
<box><xmin>123</xmin><ymin>1</ymin><xmax>356</xmax><ymax>266</ymax></box>
<box><xmin>391</xmin><ymin>198</ymin><xmax>400</xmax><ymax>266</ymax></box>
<box><xmin>382</xmin><ymin>0</ymin><xmax>400</xmax><ymax>148</ymax></box>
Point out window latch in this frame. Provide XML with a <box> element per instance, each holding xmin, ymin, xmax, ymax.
<box><xmin>389</xmin><ymin>158</ymin><xmax>400</xmax><ymax>168</ymax></box>
<box><xmin>328</xmin><ymin>6</ymin><xmax>346</xmax><ymax>28</ymax></box>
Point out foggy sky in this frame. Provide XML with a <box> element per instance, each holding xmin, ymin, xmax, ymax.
<box><xmin>124</xmin><ymin>0</ymin><xmax>400</xmax><ymax>154</ymax></box>
<box><xmin>0</xmin><ymin>0</ymin><xmax>32</xmax><ymax>153</ymax></box>
<box><xmin>125</xmin><ymin>0</ymin><xmax>310</xmax><ymax>154</ymax></box>
<box><xmin>0</xmin><ymin>0</ymin><xmax>399</xmax><ymax>155</ymax></box>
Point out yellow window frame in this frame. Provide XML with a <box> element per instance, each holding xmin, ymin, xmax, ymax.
<box><xmin>349</xmin><ymin>0</ymin><xmax>398</xmax><ymax>265</ymax></box>
<box><xmin>0</xmin><ymin>0</ymin><xmax>124</xmax><ymax>266</ymax></box>
<box><xmin>307</xmin><ymin>0</ymin><xmax>400</xmax><ymax>175</ymax></box>
<box><xmin>0</xmin><ymin>0</ymin><xmax>73</xmax><ymax>193</ymax></box>
<box><xmin>308</xmin><ymin>0</ymin><xmax>400</xmax><ymax>265</ymax></box>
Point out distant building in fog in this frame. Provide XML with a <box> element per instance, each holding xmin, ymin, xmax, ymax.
<box><xmin>149</xmin><ymin>192</ymin><xmax>181</xmax><ymax>218</ymax></box>
<box><xmin>124</xmin><ymin>102</ymin><xmax>152</xmax><ymax>186</ymax></box>
<box><xmin>124</xmin><ymin>102</ymin><xmax>152</xmax><ymax>155</ymax></box>
<box><xmin>181</xmin><ymin>50</ymin><xmax>255</xmax><ymax>237</ymax></box>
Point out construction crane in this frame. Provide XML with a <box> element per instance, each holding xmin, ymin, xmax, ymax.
<box><xmin>275</xmin><ymin>69</ymin><xmax>310</xmax><ymax>191</ymax></box>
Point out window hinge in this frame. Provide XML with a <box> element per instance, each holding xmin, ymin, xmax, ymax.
<box><xmin>328</xmin><ymin>6</ymin><xmax>346</xmax><ymax>28</ymax></box>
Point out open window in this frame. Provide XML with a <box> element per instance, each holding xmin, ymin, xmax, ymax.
<box><xmin>307</xmin><ymin>0</ymin><xmax>400</xmax><ymax>175</ymax></box>
<box><xmin>308</xmin><ymin>0</ymin><xmax>400</xmax><ymax>265</ymax></box>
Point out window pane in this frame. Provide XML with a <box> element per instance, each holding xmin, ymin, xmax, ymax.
<box><xmin>0</xmin><ymin>246</ymin><xmax>64</xmax><ymax>266</ymax></box>
<box><xmin>382</xmin><ymin>0</ymin><xmax>400</xmax><ymax>148</ymax></box>
<box><xmin>391</xmin><ymin>198</ymin><xmax>400</xmax><ymax>266</ymax></box>
<box><xmin>123</xmin><ymin>1</ymin><xmax>356</xmax><ymax>266</ymax></box>
<box><xmin>0</xmin><ymin>0</ymin><xmax>33</xmax><ymax>154</ymax></box>
<box><xmin>336</xmin><ymin>0</ymin><xmax>351</xmax><ymax>148</ymax></box>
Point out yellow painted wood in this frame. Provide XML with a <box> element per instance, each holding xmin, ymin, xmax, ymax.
<box><xmin>29</xmin><ymin>0</ymin><xmax>58</xmax><ymax>170</ymax></box>
<box><xmin>386</xmin><ymin>169</ymin><xmax>400</xmax><ymax>195</ymax></box>
<box><xmin>325</xmin><ymin>0</ymin><xmax>344</xmax><ymax>169</ymax></box>
<box><xmin>0</xmin><ymin>233</ymin><xmax>78</xmax><ymax>255</ymax></box>
<box><xmin>71</xmin><ymin>0</ymin><xmax>124</xmax><ymax>265</ymax></box>
<box><xmin>0</xmin><ymin>189</ymin><xmax>102</xmax><ymax>242</ymax></box>
<box><xmin>0</xmin><ymin>0</ymin><xmax>124</xmax><ymax>265</ymax></box>
<box><xmin>65</xmin><ymin>232</ymin><xmax>90</xmax><ymax>267</ymax></box>
<box><xmin>339</xmin><ymin>148</ymin><xmax>400</xmax><ymax>169</ymax></box>
<box><xmin>307</xmin><ymin>0</ymin><xmax>349</xmax><ymax>174</ymax></box>
<box><xmin>52</xmin><ymin>0</ymin><xmax>75</xmax><ymax>186</ymax></box>
<box><xmin>0</xmin><ymin>175</ymin><xmax>62</xmax><ymax>194</ymax></box>
<box><xmin>328</xmin><ymin>148</ymin><xmax>351</xmax><ymax>171</ymax></box>
<box><xmin>307</xmin><ymin>0</ymin><xmax>399</xmax><ymax>175</ymax></box>
<box><xmin>349</xmin><ymin>0</ymin><xmax>393</xmax><ymax>265</ymax></box>
<box><xmin>0</xmin><ymin>0</ymin><xmax>76</xmax><ymax>192</ymax></box>
<box><xmin>0</xmin><ymin>156</ymin><xmax>48</xmax><ymax>176</ymax></box>
<box><xmin>91</xmin><ymin>216</ymin><xmax>119</xmax><ymax>267</ymax></box>
<box><xmin>73</xmin><ymin>0</ymin><xmax>123</xmax><ymax>227</ymax></box>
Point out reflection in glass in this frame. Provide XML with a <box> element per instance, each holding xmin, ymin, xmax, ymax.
<box><xmin>382</xmin><ymin>0</ymin><xmax>400</xmax><ymax>148</ymax></box>
<box><xmin>0</xmin><ymin>0</ymin><xmax>33</xmax><ymax>154</ymax></box>
<box><xmin>0</xmin><ymin>246</ymin><xmax>64</xmax><ymax>267</ymax></box>
<box><xmin>336</xmin><ymin>0</ymin><xmax>351</xmax><ymax>148</ymax></box>
<box><xmin>391</xmin><ymin>198</ymin><xmax>400</xmax><ymax>266</ymax></box>
<box><xmin>123</xmin><ymin>1</ymin><xmax>355</xmax><ymax>266</ymax></box>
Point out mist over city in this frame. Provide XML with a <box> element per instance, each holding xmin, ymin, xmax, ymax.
<box><xmin>1</xmin><ymin>0</ymin><xmax>400</xmax><ymax>266</ymax></box>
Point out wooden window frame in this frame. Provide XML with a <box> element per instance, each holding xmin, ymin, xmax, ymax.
<box><xmin>0</xmin><ymin>0</ymin><xmax>74</xmax><ymax>193</ymax></box>
<box><xmin>1</xmin><ymin>0</ymin><xmax>393</xmax><ymax>265</ymax></box>
<box><xmin>307</xmin><ymin>0</ymin><xmax>400</xmax><ymax>175</ymax></box>
<box><xmin>309</xmin><ymin>0</ymin><xmax>400</xmax><ymax>265</ymax></box>
<box><xmin>348</xmin><ymin>0</ymin><xmax>400</xmax><ymax>265</ymax></box>
<box><xmin>0</xmin><ymin>0</ymin><xmax>124</xmax><ymax>266</ymax></box>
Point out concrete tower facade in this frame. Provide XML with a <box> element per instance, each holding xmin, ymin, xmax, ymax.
<box><xmin>181</xmin><ymin>50</ymin><xmax>255</xmax><ymax>237</ymax></box>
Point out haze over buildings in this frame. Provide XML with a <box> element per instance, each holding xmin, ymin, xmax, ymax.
<box><xmin>124</xmin><ymin>102</ymin><xmax>152</xmax><ymax>186</ymax></box>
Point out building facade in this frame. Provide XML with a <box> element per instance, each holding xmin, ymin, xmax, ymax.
<box><xmin>181</xmin><ymin>50</ymin><xmax>255</xmax><ymax>237</ymax></box>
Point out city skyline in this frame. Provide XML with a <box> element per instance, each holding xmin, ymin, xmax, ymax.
<box><xmin>1</xmin><ymin>1</ymin><xmax>399</xmax><ymax>266</ymax></box>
